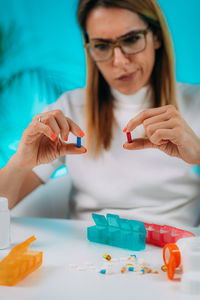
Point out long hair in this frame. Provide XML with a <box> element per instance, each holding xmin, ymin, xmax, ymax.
<box><xmin>77</xmin><ymin>0</ymin><xmax>177</xmax><ymax>156</ymax></box>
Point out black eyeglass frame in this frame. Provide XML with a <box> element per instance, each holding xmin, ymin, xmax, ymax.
<box><xmin>85</xmin><ymin>26</ymin><xmax>151</xmax><ymax>62</ymax></box>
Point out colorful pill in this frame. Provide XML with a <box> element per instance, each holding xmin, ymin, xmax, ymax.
<box><xmin>100</xmin><ymin>269</ymin><xmax>106</xmax><ymax>274</ymax></box>
<box><xmin>121</xmin><ymin>266</ymin><xmax>127</xmax><ymax>274</ymax></box>
<box><xmin>77</xmin><ymin>137</ymin><xmax>81</xmax><ymax>148</ymax></box>
<box><xmin>144</xmin><ymin>267</ymin><xmax>152</xmax><ymax>273</ymax></box>
<box><xmin>128</xmin><ymin>267</ymin><xmax>134</xmax><ymax>272</ymax></box>
<box><xmin>103</xmin><ymin>254</ymin><xmax>111</xmax><ymax>261</ymax></box>
<box><xmin>126</xmin><ymin>132</ymin><xmax>132</xmax><ymax>143</ymax></box>
<box><xmin>130</xmin><ymin>254</ymin><xmax>136</xmax><ymax>258</ymax></box>
<box><xmin>161</xmin><ymin>265</ymin><xmax>168</xmax><ymax>272</ymax></box>
<box><xmin>128</xmin><ymin>254</ymin><xmax>136</xmax><ymax>262</ymax></box>
<box><xmin>138</xmin><ymin>258</ymin><xmax>146</xmax><ymax>266</ymax></box>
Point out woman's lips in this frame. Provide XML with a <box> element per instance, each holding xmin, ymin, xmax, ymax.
<box><xmin>117</xmin><ymin>71</ymin><xmax>137</xmax><ymax>81</ymax></box>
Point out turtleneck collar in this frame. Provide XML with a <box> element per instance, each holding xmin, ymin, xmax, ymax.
<box><xmin>111</xmin><ymin>84</ymin><xmax>154</xmax><ymax>110</ymax></box>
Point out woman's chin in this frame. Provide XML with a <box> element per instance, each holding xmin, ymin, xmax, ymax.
<box><xmin>114</xmin><ymin>84</ymin><xmax>143</xmax><ymax>95</ymax></box>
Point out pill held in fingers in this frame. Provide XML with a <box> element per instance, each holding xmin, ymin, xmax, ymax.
<box><xmin>126</xmin><ymin>132</ymin><xmax>132</xmax><ymax>143</ymax></box>
<box><xmin>77</xmin><ymin>137</ymin><xmax>81</xmax><ymax>148</ymax></box>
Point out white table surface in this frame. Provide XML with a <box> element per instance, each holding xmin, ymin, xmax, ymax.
<box><xmin>0</xmin><ymin>217</ymin><xmax>200</xmax><ymax>300</ymax></box>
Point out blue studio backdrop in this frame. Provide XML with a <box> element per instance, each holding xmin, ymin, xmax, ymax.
<box><xmin>0</xmin><ymin>0</ymin><xmax>200</xmax><ymax>176</ymax></box>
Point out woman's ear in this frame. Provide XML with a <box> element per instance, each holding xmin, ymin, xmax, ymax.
<box><xmin>153</xmin><ymin>31</ymin><xmax>161</xmax><ymax>49</ymax></box>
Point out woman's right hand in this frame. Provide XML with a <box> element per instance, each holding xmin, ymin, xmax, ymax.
<box><xmin>13</xmin><ymin>110</ymin><xmax>87</xmax><ymax>170</ymax></box>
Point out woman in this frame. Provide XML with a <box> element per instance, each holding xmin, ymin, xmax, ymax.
<box><xmin>0</xmin><ymin>0</ymin><xmax>200</xmax><ymax>227</ymax></box>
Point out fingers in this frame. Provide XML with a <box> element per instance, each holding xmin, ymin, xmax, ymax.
<box><xmin>32</xmin><ymin>110</ymin><xmax>85</xmax><ymax>142</ymax></box>
<box><xmin>123</xmin><ymin>105</ymin><xmax>184</xmax><ymax>149</ymax></box>
<box><xmin>123</xmin><ymin>105</ymin><xmax>177</xmax><ymax>132</ymax></box>
<box><xmin>66</xmin><ymin>117</ymin><xmax>85</xmax><ymax>138</ymax></box>
<box><xmin>123</xmin><ymin>137</ymin><xmax>169</xmax><ymax>151</ymax></box>
<box><xmin>25</xmin><ymin>120</ymin><xmax>57</xmax><ymax>142</ymax></box>
<box><xmin>123</xmin><ymin>138</ymin><xmax>154</xmax><ymax>150</ymax></box>
<box><xmin>59</xmin><ymin>143</ymin><xmax>87</xmax><ymax>156</ymax></box>
<box><xmin>150</xmin><ymin>129</ymin><xmax>179</xmax><ymax>145</ymax></box>
<box><xmin>52</xmin><ymin>113</ymin><xmax>70</xmax><ymax>141</ymax></box>
<box><xmin>144</xmin><ymin>119</ymin><xmax>177</xmax><ymax>141</ymax></box>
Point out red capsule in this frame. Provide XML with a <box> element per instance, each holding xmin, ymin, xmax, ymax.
<box><xmin>126</xmin><ymin>132</ymin><xmax>132</xmax><ymax>143</ymax></box>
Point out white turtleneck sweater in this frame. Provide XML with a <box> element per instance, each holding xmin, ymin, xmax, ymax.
<box><xmin>33</xmin><ymin>83</ymin><xmax>200</xmax><ymax>227</ymax></box>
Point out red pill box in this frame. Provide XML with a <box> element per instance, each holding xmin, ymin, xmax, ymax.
<box><xmin>143</xmin><ymin>222</ymin><xmax>195</xmax><ymax>248</ymax></box>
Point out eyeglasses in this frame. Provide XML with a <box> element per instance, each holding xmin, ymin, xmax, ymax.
<box><xmin>85</xmin><ymin>27</ymin><xmax>151</xmax><ymax>62</ymax></box>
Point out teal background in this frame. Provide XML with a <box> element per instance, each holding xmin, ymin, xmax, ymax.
<box><xmin>0</xmin><ymin>0</ymin><xmax>200</xmax><ymax>175</ymax></box>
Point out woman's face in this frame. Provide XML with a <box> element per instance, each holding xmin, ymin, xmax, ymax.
<box><xmin>86</xmin><ymin>7</ymin><xmax>161</xmax><ymax>95</ymax></box>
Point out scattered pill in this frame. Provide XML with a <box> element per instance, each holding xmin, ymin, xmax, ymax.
<box><xmin>144</xmin><ymin>267</ymin><xmax>152</xmax><ymax>273</ymax></box>
<box><xmin>71</xmin><ymin>254</ymin><xmax>157</xmax><ymax>277</ymax></box>
<box><xmin>139</xmin><ymin>269</ymin><xmax>145</xmax><ymax>275</ymax></box>
<box><xmin>121</xmin><ymin>266</ymin><xmax>127</xmax><ymax>274</ymax></box>
<box><xmin>138</xmin><ymin>258</ymin><xmax>146</xmax><ymax>266</ymax></box>
<box><xmin>128</xmin><ymin>254</ymin><xmax>136</xmax><ymax>262</ymax></box>
<box><xmin>161</xmin><ymin>265</ymin><xmax>168</xmax><ymax>272</ymax></box>
<box><xmin>103</xmin><ymin>254</ymin><xmax>111</xmax><ymax>261</ymax></box>
<box><xmin>106</xmin><ymin>269</ymin><xmax>114</xmax><ymax>275</ymax></box>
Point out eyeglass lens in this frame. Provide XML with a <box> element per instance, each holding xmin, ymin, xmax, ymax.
<box><xmin>88</xmin><ymin>32</ymin><xmax>146</xmax><ymax>61</ymax></box>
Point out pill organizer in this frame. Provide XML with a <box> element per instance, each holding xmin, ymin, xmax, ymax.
<box><xmin>87</xmin><ymin>213</ymin><xmax>146</xmax><ymax>251</ymax></box>
<box><xmin>0</xmin><ymin>236</ymin><xmax>43</xmax><ymax>286</ymax></box>
<box><xmin>143</xmin><ymin>222</ymin><xmax>195</xmax><ymax>247</ymax></box>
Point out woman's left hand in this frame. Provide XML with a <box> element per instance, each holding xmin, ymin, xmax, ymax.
<box><xmin>123</xmin><ymin>105</ymin><xmax>200</xmax><ymax>166</ymax></box>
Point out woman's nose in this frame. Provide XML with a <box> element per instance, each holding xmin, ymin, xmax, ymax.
<box><xmin>112</xmin><ymin>47</ymin><xmax>130</xmax><ymax>67</ymax></box>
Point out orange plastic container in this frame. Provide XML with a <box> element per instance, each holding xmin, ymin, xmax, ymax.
<box><xmin>0</xmin><ymin>236</ymin><xmax>43</xmax><ymax>286</ymax></box>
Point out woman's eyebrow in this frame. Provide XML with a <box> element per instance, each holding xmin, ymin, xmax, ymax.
<box><xmin>117</xmin><ymin>29</ymin><xmax>145</xmax><ymax>39</ymax></box>
<box><xmin>90</xmin><ymin>29</ymin><xmax>144</xmax><ymax>42</ymax></box>
<box><xmin>90</xmin><ymin>37</ymin><xmax>113</xmax><ymax>42</ymax></box>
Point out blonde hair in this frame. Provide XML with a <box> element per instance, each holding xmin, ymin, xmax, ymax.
<box><xmin>77</xmin><ymin>0</ymin><xmax>177</xmax><ymax>156</ymax></box>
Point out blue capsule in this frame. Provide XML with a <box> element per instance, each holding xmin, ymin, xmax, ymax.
<box><xmin>77</xmin><ymin>137</ymin><xmax>81</xmax><ymax>148</ymax></box>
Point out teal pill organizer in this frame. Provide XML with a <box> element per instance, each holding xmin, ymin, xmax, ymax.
<box><xmin>87</xmin><ymin>213</ymin><xmax>146</xmax><ymax>251</ymax></box>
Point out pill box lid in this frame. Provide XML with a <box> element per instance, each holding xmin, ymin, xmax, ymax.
<box><xmin>92</xmin><ymin>213</ymin><xmax>108</xmax><ymax>227</ymax></box>
<box><xmin>106</xmin><ymin>214</ymin><xmax>120</xmax><ymax>228</ymax></box>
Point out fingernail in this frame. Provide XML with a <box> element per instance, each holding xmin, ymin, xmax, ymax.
<box><xmin>79</xmin><ymin>130</ymin><xmax>85</xmax><ymax>138</ymax></box>
<box><xmin>64</xmin><ymin>136</ymin><xmax>68</xmax><ymax>141</ymax></box>
<box><xmin>123</xmin><ymin>127</ymin><xmax>127</xmax><ymax>133</ymax></box>
<box><xmin>51</xmin><ymin>132</ymin><xmax>56</xmax><ymax>141</ymax></box>
<box><xmin>83</xmin><ymin>149</ymin><xmax>87</xmax><ymax>153</ymax></box>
